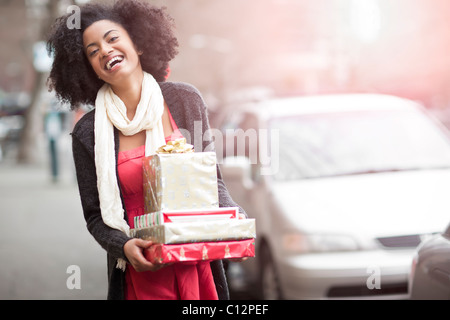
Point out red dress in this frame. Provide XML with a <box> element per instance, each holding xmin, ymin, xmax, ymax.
<box><xmin>117</xmin><ymin>111</ymin><xmax>218</xmax><ymax>300</ymax></box>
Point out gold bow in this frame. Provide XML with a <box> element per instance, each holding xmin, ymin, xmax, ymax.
<box><xmin>156</xmin><ymin>138</ymin><xmax>194</xmax><ymax>154</ymax></box>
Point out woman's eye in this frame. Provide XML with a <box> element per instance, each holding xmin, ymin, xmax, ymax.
<box><xmin>89</xmin><ymin>49</ymin><xmax>98</xmax><ymax>57</ymax></box>
<box><xmin>109</xmin><ymin>36</ymin><xmax>119</xmax><ymax>42</ymax></box>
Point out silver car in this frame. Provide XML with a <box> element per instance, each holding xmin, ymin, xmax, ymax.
<box><xmin>218</xmin><ymin>94</ymin><xmax>450</xmax><ymax>299</ymax></box>
<box><xmin>409</xmin><ymin>223</ymin><xmax>450</xmax><ymax>299</ymax></box>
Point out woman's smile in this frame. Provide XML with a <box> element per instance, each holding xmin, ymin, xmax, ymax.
<box><xmin>105</xmin><ymin>55</ymin><xmax>124</xmax><ymax>71</ymax></box>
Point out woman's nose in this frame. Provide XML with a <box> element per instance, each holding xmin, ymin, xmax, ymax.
<box><xmin>100</xmin><ymin>44</ymin><xmax>113</xmax><ymax>57</ymax></box>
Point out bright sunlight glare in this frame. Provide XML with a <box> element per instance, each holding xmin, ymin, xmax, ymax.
<box><xmin>350</xmin><ymin>0</ymin><xmax>382</xmax><ymax>43</ymax></box>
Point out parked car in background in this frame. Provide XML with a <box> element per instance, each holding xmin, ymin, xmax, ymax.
<box><xmin>218</xmin><ymin>94</ymin><xmax>450</xmax><ymax>299</ymax></box>
<box><xmin>409</xmin><ymin>223</ymin><xmax>450</xmax><ymax>299</ymax></box>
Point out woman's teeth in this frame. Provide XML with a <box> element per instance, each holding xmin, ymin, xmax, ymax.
<box><xmin>106</xmin><ymin>56</ymin><xmax>123</xmax><ymax>70</ymax></box>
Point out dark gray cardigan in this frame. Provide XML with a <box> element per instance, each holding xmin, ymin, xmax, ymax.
<box><xmin>71</xmin><ymin>81</ymin><xmax>243</xmax><ymax>300</ymax></box>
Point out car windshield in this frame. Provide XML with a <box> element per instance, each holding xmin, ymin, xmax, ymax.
<box><xmin>270</xmin><ymin>108</ymin><xmax>450</xmax><ymax>181</ymax></box>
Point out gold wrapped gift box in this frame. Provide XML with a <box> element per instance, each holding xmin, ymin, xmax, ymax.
<box><xmin>142</xmin><ymin>147</ymin><xmax>219</xmax><ymax>213</ymax></box>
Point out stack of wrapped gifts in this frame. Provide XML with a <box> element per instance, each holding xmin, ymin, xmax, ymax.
<box><xmin>130</xmin><ymin>138</ymin><xmax>256</xmax><ymax>264</ymax></box>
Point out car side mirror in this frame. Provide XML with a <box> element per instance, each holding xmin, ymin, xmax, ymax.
<box><xmin>220</xmin><ymin>156</ymin><xmax>254</xmax><ymax>189</ymax></box>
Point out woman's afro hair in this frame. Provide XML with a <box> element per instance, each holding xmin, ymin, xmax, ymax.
<box><xmin>46</xmin><ymin>0</ymin><xmax>178</xmax><ymax>109</ymax></box>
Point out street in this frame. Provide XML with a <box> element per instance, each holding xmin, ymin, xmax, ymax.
<box><xmin>0</xmin><ymin>159</ymin><xmax>107</xmax><ymax>299</ymax></box>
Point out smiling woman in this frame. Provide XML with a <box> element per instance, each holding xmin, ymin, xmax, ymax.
<box><xmin>45</xmin><ymin>0</ymin><xmax>244</xmax><ymax>301</ymax></box>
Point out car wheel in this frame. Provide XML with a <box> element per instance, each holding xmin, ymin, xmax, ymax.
<box><xmin>259</xmin><ymin>244</ymin><xmax>283</xmax><ymax>300</ymax></box>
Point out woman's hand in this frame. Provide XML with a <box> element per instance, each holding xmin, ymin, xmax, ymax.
<box><xmin>123</xmin><ymin>238</ymin><xmax>163</xmax><ymax>272</ymax></box>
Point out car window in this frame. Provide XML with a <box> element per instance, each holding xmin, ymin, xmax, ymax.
<box><xmin>270</xmin><ymin>108</ymin><xmax>450</xmax><ymax>181</ymax></box>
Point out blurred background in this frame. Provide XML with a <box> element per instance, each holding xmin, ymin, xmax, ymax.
<box><xmin>1</xmin><ymin>0</ymin><xmax>450</xmax><ymax>299</ymax></box>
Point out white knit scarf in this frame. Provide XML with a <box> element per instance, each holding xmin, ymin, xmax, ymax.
<box><xmin>94</xmin><ymin>72</ymin><xmax>166</xmax><ymax>270</ymax></box>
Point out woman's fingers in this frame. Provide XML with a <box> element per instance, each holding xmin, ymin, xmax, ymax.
<box><xmin>124</xmin><ymin>238</ymin><xmax>162</xmax><ymax>272</ymax></box>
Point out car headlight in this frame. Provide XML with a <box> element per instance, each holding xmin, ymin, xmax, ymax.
<box><xmin>282</xmin><ymin>233</ymin><xmax>360</xmax><ymax>253</ymax></box>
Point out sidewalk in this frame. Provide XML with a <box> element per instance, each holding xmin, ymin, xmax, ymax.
<box><xmin>0</xmin><ymin>159</ymin><xmax>107</xmax><ymax>299</ymax></box>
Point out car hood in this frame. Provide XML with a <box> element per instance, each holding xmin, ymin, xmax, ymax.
<box><xmin>271</xmin><ymin>169</ymin><xmax>450</xmax><ymax>238</ymax></box>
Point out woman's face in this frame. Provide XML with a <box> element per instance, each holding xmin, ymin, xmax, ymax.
<box><xmin>83</xmin><ymin>19</ymin><xmax>142</xmax><ymax>87</ymax></box>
